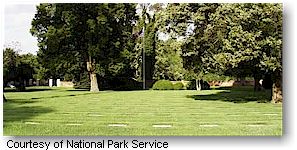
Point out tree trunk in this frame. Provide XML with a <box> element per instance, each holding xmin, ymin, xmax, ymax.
<box><xmin>254</xmin><ymin>77</ymin><xmax>262</xmax><ymax>91</ymax></box>
<box><xmin>196</xmin><ymin>79</ymin><xmax>201</xmax><ymax>91</ymax></box>
<box><xmin>271</xmin><ymin>77</ymin><xmax>282</xmax><ymax>103</ymax></box>
<box><xmin>90</xmin><ymin>73</ymin><xmax>99</xmax><ymax>92</ymax></box>
<box><xmin>87</xmin><ymin>56</ymin><xmax>99</xmax><ymax>92</ymax></box>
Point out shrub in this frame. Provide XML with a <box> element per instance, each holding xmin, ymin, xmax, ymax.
<box><xmin>108</xmin><ymin>77</ymin><xmax>142</xmax><ymax>91</ymax></box>
<box><xmin>203</xmin><ymin>73</ymin><xmax>235</xmax><ymax>82</ymax></box>
<box><xmin>186</xmin><ymin>80</ymin><xmax>196</xmax><ymax>90</ymax></box>
<box><xmin>152</xmin><ymin>80</ymin><xmax>174</xmax><ymax>90</ymax></box>
<box><xmin>173</xmin><ymin>82</ymin><xmax>184</xmax><ymax>90</ymax></box>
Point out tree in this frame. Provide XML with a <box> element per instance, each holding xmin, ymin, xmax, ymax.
<box><xmin>155</xmin><ymin>3</ymin><xmax>219</xmax><ymax>89</ymax></box>
<box><xmin>157</xmin><ymin>3</ymin><xmax>282</xmax><ymax>101</ymax></box>
<box><xmin>131</xmin><ymin>3</ymin><xmax>165</xmax><ymax>88</ymax></box>
<box><xmin>3</xmin><ymin>48</ymin><xmax>34</xmax><ymax>91</ymax></box>
<box><xmin>154</xmin><ymin>39</ymin><xmax>185</xmax><ymax>80</ymax></box>
<box><xmin>206</xmin><ymin>4</ymin><xmax>282</xmax><ymax>102</ymax></box>
<box><xmin>31</xmin><ymin>3</ymin><xmax>137</xmax><ymax>92</ymax></box>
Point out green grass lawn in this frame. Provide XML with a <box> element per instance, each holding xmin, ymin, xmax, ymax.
<box><xmin>3</xmin><ymin>86</ymin><xmax>282</xmax><ymax>136</ymax></box>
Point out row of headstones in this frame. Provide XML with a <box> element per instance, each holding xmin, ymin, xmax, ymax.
<box><xmin>22</xmin><ymin>79</ymin><xmax>46</xmax><ymax>86</ymax></box>
<box><xmin>21</xmin><ymin>79</ymin><xmax>62</xmax><ymax>87</ymax></box>
<box><xmin>48</xmin><ymin>79</ymin><xmax>61</xmax><ymax>87</ymax></box>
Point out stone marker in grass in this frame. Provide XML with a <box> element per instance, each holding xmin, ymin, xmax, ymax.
<box><xmin>108</xmin><ymin>124</ymin><xmax>127</xmax><ymax>127</ymax></box>
<box><xmin>88</xmin><ymin>114</ymin><xmax>103</xmax><ymax>117</ymax></box>
<box><xmin>25</xmin><ymin>122</ymin><xmax>40</xmax><ymax>125</ymax></box>
<box><xmin>66</xmin><ymin>123</ymin><xmax>82</xmax><ymax>126</ymax></box>
<box><xmin>247</xmin><ymin>124</ymin><xmax>266</xmax><ymax>127</ymax></box>
<box><xmin>152</xmin><ymin>125</ymin><xmax>172</xmax><ymax>128</ymax></box>
<box><xmin>199</xmin><ymin>124</ymin><xmax>219</xmax><ymax>127</ymax></box>
<box><xmin>227</xmin><ymin>114</ymin><xmax>241</xmax><ymax>117</ymax></box>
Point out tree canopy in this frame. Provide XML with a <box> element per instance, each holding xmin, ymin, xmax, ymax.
<box><xmin>31</xmin><ymin>3</ymin><xmax>138</xmax><ymax>92</ymax></box>
<box><xmin>30</xmin><ymin>3</ymin><xmax>282</xmax><ymax>102</ymax></box>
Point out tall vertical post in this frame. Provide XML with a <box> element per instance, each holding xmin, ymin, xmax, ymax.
<box><xmin>142</xmin><ymin>26</ymin><xmax>146</xmax><ymax>90</ymax></box>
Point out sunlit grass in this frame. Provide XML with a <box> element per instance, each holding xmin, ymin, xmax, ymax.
<box><xmin>3</xmin><ymin>86</ymin><xmax>282</xmax><ymax>136</ymax></box>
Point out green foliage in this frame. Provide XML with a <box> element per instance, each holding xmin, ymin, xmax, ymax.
<box><xmin>173</xmin><ymin>82</ymin><xmax>184</xmax><ymax>90</ymax></box>
<box><xmin>154</xmin><ymin>39</ymin><xmax>185</xmax><ymax>80</ymax></box>
<box><xmin>186</xmin><ymin>80</ymin><xmax>196</xmax><ymax>90</ymax></box>
<box><xmin>73</xmin><ymin>72</ymin><xmax>90</xmax><ymax>89</ymax></box>
<box><xmin>31</xmin><ymin>3</ymin><xmax>138</xmax><ymax>90</ymax></box>
<box><xmin>3</xmin><ymin>48</ymin><xmax>19</xmax><ymax>81</ymax></box>
<box><xmin>206</xmin><ymin>4</ymin><xmax>282</xmax><ymax>77</ymax></box>
<box><xmin>63</xmin><ymin>73</ymin><xmax>74</xmax><ymax>81</ymax></box>
<box><xmin>30</xmin><ymin>3</ymin><xmax>282</xmax><ymax>101</ymax></box>
<box><xmin>152</xmin><ymin>80</ymin><xmax>174</xmax><ymax>90</ymax></box>
<box><xmin>203</xmin><ymin>73</ymin><xmax>234</xmax><ymax>82</ymax></box>
<box><xmin>3</xmin><ymin>48</ymin><xmax>35</xmax><ymax>83</ymax></box>
<box><xmin>18</xmin><ymin>53</ymin><xmax>47</xmax><ymax>80</ymax></box>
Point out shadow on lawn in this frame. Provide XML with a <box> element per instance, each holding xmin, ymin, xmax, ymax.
<box><xmin>5</xmin><ymin>99</ymin><xmax>41</xmax><ymax>104</ymax></box>
<box><xmin>3</xmin><ymin>101</ymin><xmax>53</xmax><ymax>123</ymax></box>
<box><xmin>28</xmin><ymin>92</ymin><xmax>94</xmax><ymax>100</ymax></box>
<box><xmin>187</xmin><ymin>86</ymin><xmax>271</xmax><ymax>103</ymax></box>
<box><xmin>4</xmin><ymin>88</ymin><xmax>52</xmax><ymax>93</ymax></box>
<box><xmin>67</xmin><ymin>89</ymin><xmax>90</xmax><ymax>91</ymax></box>
<box><xmin>4</xmin><ymin>92</ymin><xmax>93</xmax><ymax>101</ymax></box>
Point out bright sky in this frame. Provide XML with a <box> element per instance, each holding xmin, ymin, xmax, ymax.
<box><xmin>3</xmin><ymin>3</ymin><xmax>163</xmax><ymax>55</ymax></box>
<box><xmin>2</xmin><ymin>1</ymin><xmax>282</xmax><ymax>55</ymax></box>
<box><xmin>4</xmin><ymin>4</ymin><xmax>38</xmax><ymax>55</ymax></box>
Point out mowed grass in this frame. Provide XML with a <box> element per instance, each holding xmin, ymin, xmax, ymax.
<box><xmin>3</xmin><ymin>86</ymin><xmax>282</xmax><ymax>136</ymax></box>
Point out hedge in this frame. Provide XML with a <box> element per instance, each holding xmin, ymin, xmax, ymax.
<box><xmin>152</xmin><ymin>80</ymin><xmax>174</xmax><ymax>90</ymax></box>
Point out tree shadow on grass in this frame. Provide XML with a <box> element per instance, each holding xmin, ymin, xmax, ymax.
<box><xmin>3</xmin><ymin>101</ymin><xmax>54</xmax><ymax>123</ymax></box>
<box><xmin>29</xmin><ymin>93</ymin><xmax>94</xmax><ymax>100</ymax></box>
<box><xmin>4</xmin><ymin>88</ymin><xmax>52</xmax><ymax>93</ymax></box>
<box><xmin>187</xmin><ymin>87</ymin><xmax>271</xmax><ymax>103</ymax></box>
<box><xmin>5</xmin><ymin>99</ymin><xmax>41</xmax><ymax>104</ymax></box>
<box><xmin>67</xmin><ymin>89</ymin><xmax>89</xmax><ymax>91</ymax></box>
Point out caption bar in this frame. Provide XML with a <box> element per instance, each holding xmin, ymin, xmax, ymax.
<box><xmin>6</xmin><ymin>139</ymin><xmax>169</xmax><ymax>150</ymax></box>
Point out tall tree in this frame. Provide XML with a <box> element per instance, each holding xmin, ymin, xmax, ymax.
<box><xmin>31</xmin><ymin>3</ymin><xmax>137</xmax><ymax>92</ymax></box>
<box><xmin>206</xmin><ymin>4</ymin><xmax>282</xmax><ymax>102</ymax></box>
<box><xmin>137</xmin><ymin>4</ymin><xmax>163</xmax><ymax>88</ymax></box>
<box><xmin>156</xmin><ymin>3</ymin><xmax>219</xmax><ymax>88</ymax></box>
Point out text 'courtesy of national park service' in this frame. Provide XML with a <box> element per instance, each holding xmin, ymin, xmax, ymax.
<box><xmin>6</xmin><ymin>139</ymin><xmax>169</xmax><ymax>150</ymax></box>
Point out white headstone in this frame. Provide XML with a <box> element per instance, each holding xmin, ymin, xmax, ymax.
<box><xmin>49</xmin><ymin>79</ymin><xmax>53</xmax><ymax>87</ymax></box>
<box><xmin>25</xmin><ymin>122</ymin><xmax>40</xmax><ymax>125</ymax></box>
<box><xmin>66</xmin><ymin>123</ymin><xmax>82</xmax><ymax>126</ymax></box>
<box><xmin>29</xmin><ymin>79</ymin><xmax>33</xmax><ymax>86</ymax></box>
<box><xmin>152</xmin><ymin>125</ymin><xmax>172</xmax><ymax>128</ymax></box>
<box><xmin>36</xmin><ymin>79</ymin><xmax>40</xmax><ymax>86</ymax></box>
<box><xmin>57</xmin><ymin>79</ymin><xmax>61</xmax><ymax>87</ymax></box>
<box><xmin>108</xmin><ymin>124</ymin><xmax>127</xmax><ymax>127</ymax></box>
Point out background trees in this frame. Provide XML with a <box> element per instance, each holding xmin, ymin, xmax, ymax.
<box><xmin>3</xmin><ymin>48</ymin><xmax>35</xmax><ymax>91</ymax></box>
<box><xmin>28</xmin><ymin>3</ymin><xmax>282</xmax><ymax>102</ymax></box>
<box><xmin>155</xmin><ymin>3</ymin><xmax>282</xmax><ymax>102</ymax></box>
